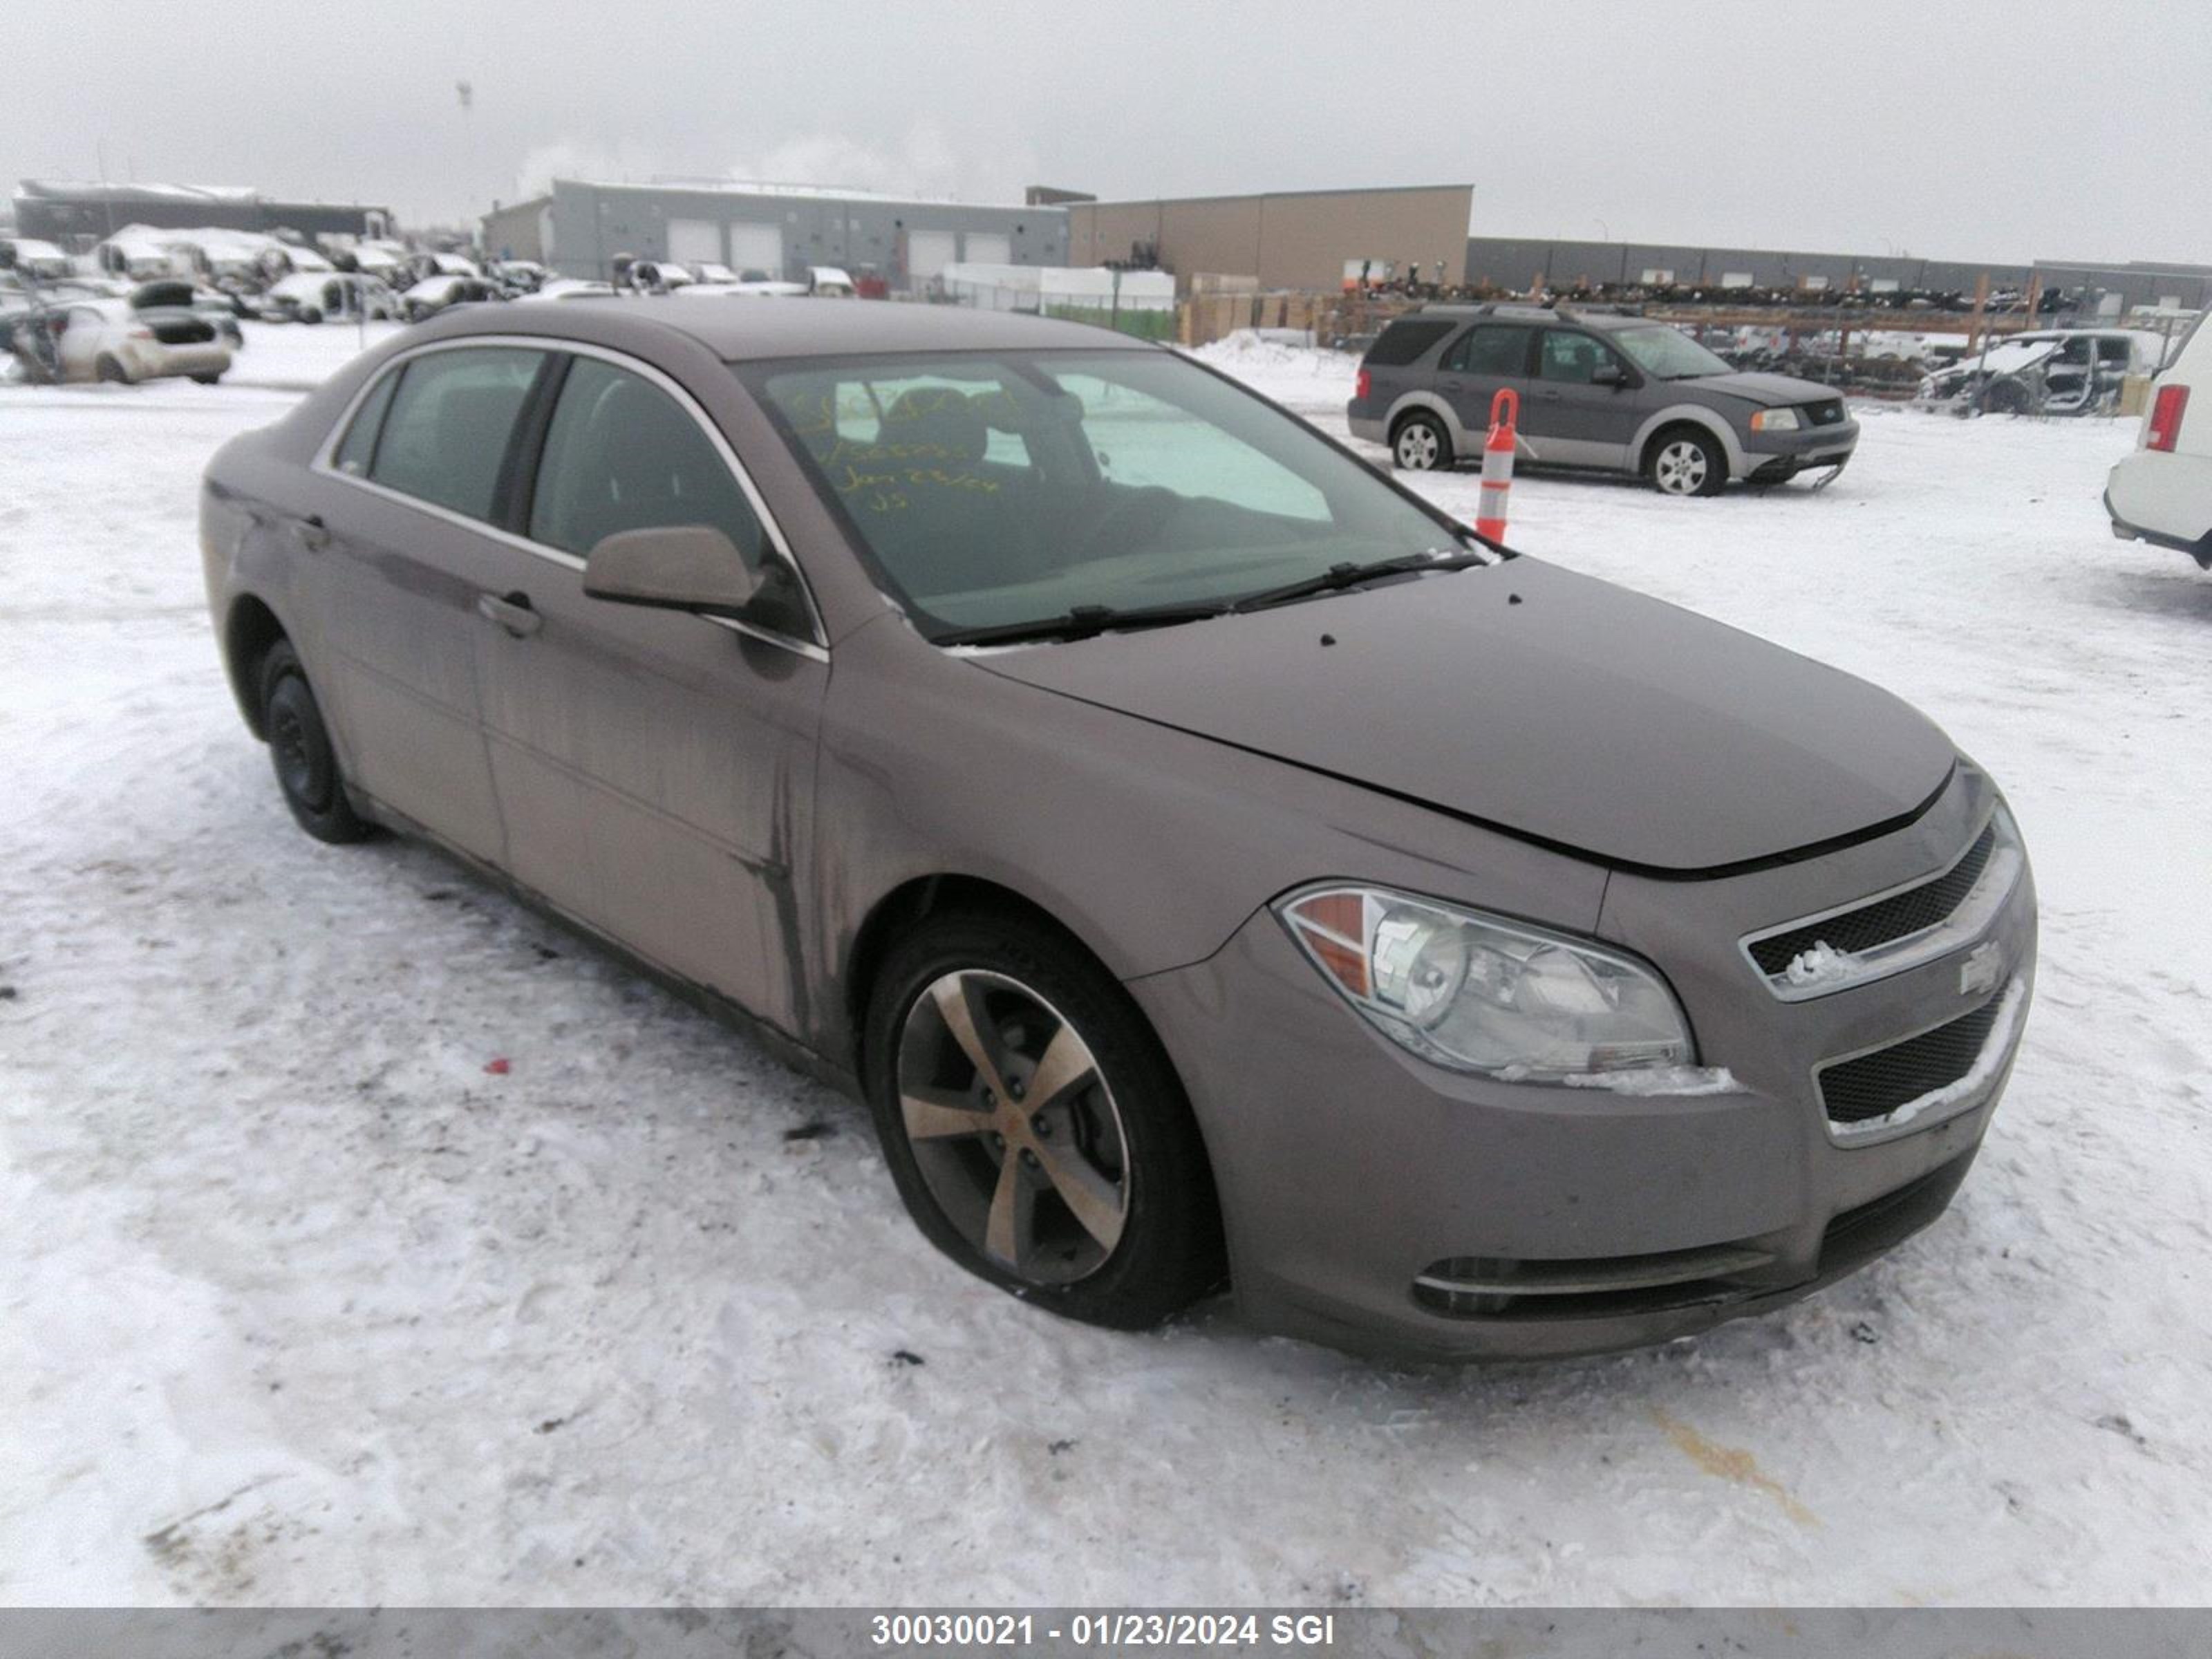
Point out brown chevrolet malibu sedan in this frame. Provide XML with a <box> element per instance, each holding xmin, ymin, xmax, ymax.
<box><xmin>200</xmin><ymin>299</ymin><xmax>2036</xmax><ymax>1360</ymax></box>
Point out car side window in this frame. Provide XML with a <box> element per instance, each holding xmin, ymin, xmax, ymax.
<box><xmin>1445</xmin><ymin>325</ymin><xmax>1533</xmax><ymax>376</ymax></box>
<box><xmin>368</xmin><ymin>347</ymin><xmax>545</xmax><ymax>519</ymax></box>
<box><xmin>1538</xmin><ymin>330</ymin><xmax>1622</xmax><ymax>384</ymax></box>
<box><xmin>528</xmin><ymin>355</ymin><xmax>768</xmax><ymax>568</ymax></box>
<box><xmin>332</xmin><ymin>367</ymin><xmax>400</xmax><ymax>476</ymax></box>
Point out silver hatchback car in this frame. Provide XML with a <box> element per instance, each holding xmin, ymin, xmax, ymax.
<box><xmin>202</xmin><ymin>300</ymin><xmax>2034</xmax><ymax>1360</ymax></box>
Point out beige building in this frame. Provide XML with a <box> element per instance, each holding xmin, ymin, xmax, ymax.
<box><xmin>1067</xmin><ymin>184</ymin><xmax>1473</xmax><ymax>294</ymax></box>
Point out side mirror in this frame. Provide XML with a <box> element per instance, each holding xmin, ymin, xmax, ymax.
<box><xmin>1591</xmin><ymin>363</ymin><xmax>1631</xmax><ymax>389</ymax></box>
<box><xmin>583</xmin><ymin>525</ymin><xmax>762</xmax><ymax>619</ymax></box>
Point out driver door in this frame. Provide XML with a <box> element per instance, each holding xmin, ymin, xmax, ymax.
<box><xmin>1527</xmin><ymin>328</ymin><xmax>1644</xmax><ymax>468</ymax></box>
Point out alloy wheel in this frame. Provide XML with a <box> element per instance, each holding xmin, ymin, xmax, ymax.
<box><xmin>1395</xmin><ymin>422</ymin><xmax>1441</xmax><ymax>469</ymax></box>
<box><xmin>894</xmin><ymin>969</ymin><xmax>1131</xmax><ymax>1286</ymax></box>
<box><xmin>1653</xmin><ymin>439</ymin><xmax>1710</xmax><ymax>495</ymax></box>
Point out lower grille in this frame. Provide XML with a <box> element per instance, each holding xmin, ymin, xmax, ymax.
<box><xmin>1817</xmin><ymin>988</ymin><xmax>2008</xmax><ymax>1126</ymax></box>
<box><xmin>1819</xmin><ymin>1149</ymin><xmax>1976</xmax><ymax>1274</ymax></box>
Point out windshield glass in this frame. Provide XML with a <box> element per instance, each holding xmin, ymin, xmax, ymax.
<box><xmin>1611</xmin><ymin>325</ymin><xmax>1732</xmax><ymax>379</ymax></box>
<box><xmin>742</xmin><ymin>349</ymin><xmax>1468</xmax><ymax>639</ymax></box>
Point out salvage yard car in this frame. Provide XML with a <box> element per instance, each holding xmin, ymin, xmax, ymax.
<box><xmin>18</xmin><ymin>295</ymin><xmax>230</xmax><ymax>385</ymax></box>
<box><xmin>200</xmin><ymin>301</ymin><xmax>2035</xmax><ymax>1360</ymax></box>
<box><xmin>1918</xmin><ymin>327</ymin><xmax>2166</xmax><ymax>415</ymax></box>
<box><xmin>1350</xmin><ymin>302</ymin><xmax>1860</xmax><ymax>494</ymax></box>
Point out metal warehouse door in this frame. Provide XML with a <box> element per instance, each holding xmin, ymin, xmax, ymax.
<box><xmin>908</xmin><ymin>229</ymin><xmax>956</xmax><ymax>281</ymax></box>
<box><xmin>667</xmin><ymin>218</ymin><xmax>722</xmax><ymax>265</ymax></box>
<box><xmin>728</xmin><ymin>221</ymin><xmax>783</xmax><ymax>274</ymax></box>
<box><xmin>964</xmin><ymin>232</ymin><xmax>1011</xmax><ymax>265</ymax></box>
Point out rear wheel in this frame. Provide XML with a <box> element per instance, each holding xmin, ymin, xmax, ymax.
<box><xmin>258</xmin><ymin>639</ymin><xmax>372</xmax><ymax>844</ymax></box>
<box><xmin>95</xmin><ymin>353</ymin><xmax>133</xmax><ymax>385</ymax></box>
<box><xmin>1647</xmin><ymin>427</ymin><xmax>1725</xmax><ymax>496</ymax></box>
<box><xmin>191</xmin><ymin>371</ymin><xmax>223</xmax><ymax>386</ymax></box>
<box><xmin>862</xmin><ymin>912</ymin><xmax>1222</xmax><ymax>1329</ymax></box>
<box><xmin>1391</xmin><ymin>411</ymin><xmax>1452</xmax><ymax>471</ymax></box>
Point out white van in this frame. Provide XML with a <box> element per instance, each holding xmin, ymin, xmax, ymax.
<box><xmin>2106</xmin><ymin>314</ymin><xmax>2212</xmax><ymax>570</ymax></box>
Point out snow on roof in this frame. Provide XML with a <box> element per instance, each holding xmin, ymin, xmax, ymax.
<box><xmin>561</xmin><ymin>176</ymin><xmax>1031</xmax><ymax>211</ymax></box>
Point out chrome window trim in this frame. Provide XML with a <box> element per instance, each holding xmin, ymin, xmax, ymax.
<box><xmin>1737</xmin><ymin>808</ymin><xmax>2023</xmax><ymax>1002</ymax></box>
<box><xmin>308</xmin><ymin>332</ymin><xmax>830</xmax><ymax>663</ymax></box>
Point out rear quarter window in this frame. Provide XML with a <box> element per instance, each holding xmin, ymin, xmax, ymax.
<box><xmin>1362</xmin><ymin>319</ymin><xmax>1456</xmax><ymax>368</ymax></box>
<box><xmin>366</xmin><ymin>347</ymin><xmax>546</xmax><ymax>520</ymax></box>
<box><xmin>332</xmin><ymin>367</ymin><xmax>399</xmax><ymax>477</ymax></box>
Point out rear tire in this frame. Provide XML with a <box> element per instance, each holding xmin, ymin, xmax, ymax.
<box><xmin>1391</xmin><ymin>411</ymin><xmax>1452</xmax><ymax>471</ymax></box>
<box><xmin>95</xmin><ymin>354</ymin><xmax>133</xmax><ymax>385</ymax></box>
<box><xmin>861</xmin><ymin>910</ymin><xmax>1223</xmax><ymax>1329</ymax></box>
<box><xmin>191</xmin><ymin>372</ymin><xmax>223</xmax><ymax>386</ymax></box>
<box><xmin>1647</xmin><ymin>427</ymin><xmax>1726</xmax><ymax>496</ymax></box>
<box><xmin>257</xmin><ymin>640</ymin><xmax>372</xmax><ymax>844</ymax></box>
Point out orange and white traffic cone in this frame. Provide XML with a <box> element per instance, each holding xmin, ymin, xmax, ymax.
<box><xmin>1476</xmin><ymin>387</ymin><xmax>1519</xmax><ymax>544</ymax></box>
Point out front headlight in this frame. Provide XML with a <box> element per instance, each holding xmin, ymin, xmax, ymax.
<box><xmin>1748</xmin><ymin>406</ymin><xmax>1802</xmax><ymax>433</ymax></box>
<box><xmin>1277</xmin><ymin>886</ymin><xmax>1694</xmax><ymax>1081</ymax></box>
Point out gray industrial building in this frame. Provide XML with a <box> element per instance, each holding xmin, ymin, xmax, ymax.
<box><xmin>12</xmin><ymin>180</ymin><xmax>391</xmax><ymax>247</ymax></box>
<box><xmin>1464</xmin><ymin>234</ymin><xmax>2212</xmax><ymax>312</ymax></box>
<box><xmin>481</xmin><ymin>179</ymin><xmax>1068</xmax><ymax>289</ymax></box>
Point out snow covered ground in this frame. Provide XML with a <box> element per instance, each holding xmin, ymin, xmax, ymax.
<box><xmin>2</xmin><ymin>322</ymin><xmax>2208</xmax><ymax>1607</ymax></box>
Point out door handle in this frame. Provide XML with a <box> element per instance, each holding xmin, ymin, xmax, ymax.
<box><xmin>476</xmin><ymin>590</ymin><xmax>542</xmax><ymax>638</ymax></box>
<box><xmin>294</xmin><ymin>514</ymin><xmax>328</xmax><ymax>552</ymax></box>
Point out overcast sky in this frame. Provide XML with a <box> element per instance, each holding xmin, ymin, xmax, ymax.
<box><xmin>10</xmin><ymin>2</ymin><xmax>2207</xmax><ymax>265</ymax></box>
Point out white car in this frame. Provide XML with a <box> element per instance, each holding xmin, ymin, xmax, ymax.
<box><xmin>2106</xmin><ymin>315</ymin><xmax>2212</xmax><ymax>570</ymax></box>
<box><xmin>670</xmin><ymin>278</ymin><xmax>806</xmax><ymax>299</ymax></box>
<box><xmin>0</xmin><ymin>237</ymin><xmax>74</xmax><ymax>281</ymax></box>
<box><xmin>516</xmin><ymin>278</ymin><xmax>620</xmax><ymax>303</ymax></box>
<box><xmin>399</xmin><ymin>274</ymin><xmax>505</xmax><ymax>321</ymax></box>
<box><xmin>807</xmin><ymin>265</ymin><xmax>856</xmax><ymax>297</ymax></box>
<box><xmin>11</xmin><ymin>297</ymin><xmax>232</xmax><ymax>386</ymax></box>
<box><xmin>266</xmin><ymin>272</ymin><xmax>400</xmax><ymax>324</ymax></box>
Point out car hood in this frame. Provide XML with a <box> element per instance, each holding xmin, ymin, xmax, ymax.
<box><xmin>973</xmin><ymin>559</ymin><xmax>1956</xmax><ymax>875</ymax></box>
<box><xmin>1675</xmin><ymin>370</ymin><xmax>1839</xmax><ymax>407</ymax></box>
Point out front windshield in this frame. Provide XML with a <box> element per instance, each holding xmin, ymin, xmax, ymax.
<box><xmin>1611</xmin><ymin>325</ymin><xmax>1732</xmax><ymax>380</ymax></box>
<box><xmin>742</xmin><ymin>349</ymin><xmax>1469</xmax><ymax>639</ymax></box>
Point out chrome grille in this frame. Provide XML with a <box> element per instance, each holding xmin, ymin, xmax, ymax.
<box><xmin>1749</xmin><ymin>823</ymin><xmax>1996</xmax><ymax>977</ymax></box>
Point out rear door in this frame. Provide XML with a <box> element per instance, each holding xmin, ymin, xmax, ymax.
<box><xmin>1528</xmin><ymin>328</ymin><xmax>1644</xmax><ymax>467</ymax></box>
<box><xmin>1435</xmin><ymin>321</ymin><xmax>1536</xmax><ymax>440</ymax></box>
<box><xmin>467</xmin><ymin>348</ymin><xmax>829</xmax><ymax>1033</ymax></box>
<box><xmin>310</xmin><ymin>342</ymin><xmax>551</xmax><ymax>861</ymax></box>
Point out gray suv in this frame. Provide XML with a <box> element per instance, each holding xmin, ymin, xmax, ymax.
<box><xmin>1349</xmin><ymin>303</ymin><xmax>1860</xmax><ymax>495</ymax></box>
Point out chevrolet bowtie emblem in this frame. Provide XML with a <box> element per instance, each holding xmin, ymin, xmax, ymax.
<box><xmin>1960</xmin><ymin>941</ymin><xmax>2004</xmax><ymax>997</ymax></box>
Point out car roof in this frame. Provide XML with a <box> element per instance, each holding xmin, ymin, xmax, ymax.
<box><xmin>1407</xmin><ymin>304</ymin><xmax>1654</xmax><ymax>332</ymax></box>
<box><xmin>418</xmin><ymin>294</ymin><xmax>1158</xmax><ymax>362</ymax></box>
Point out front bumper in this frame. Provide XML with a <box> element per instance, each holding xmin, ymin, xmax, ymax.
<box><xmin>1128</xmin><ymin>773</ymin><xmax>2035</xmax><ymax>1361</ymax></box>
<box><xmin>1740</xmin><ymin>415</ymin><xmax>1859</xmax><ymax>482</ymax></box>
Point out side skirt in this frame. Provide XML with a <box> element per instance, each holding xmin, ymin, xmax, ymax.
<box><xmin>346</xmin><ymin>785</ymin><xmax>861</xmax><ymax>1100</ymax></box>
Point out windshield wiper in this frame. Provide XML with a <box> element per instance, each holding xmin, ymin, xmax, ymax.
<box><xmin>1230</xmin><ymin>547</ymin><xmax>1492</xmax><ymax>614</ymax></box>
<box><xmin>933</xmin><ymin>599</ymin><xmax>1233</xmax><ymax>648</ymax></box>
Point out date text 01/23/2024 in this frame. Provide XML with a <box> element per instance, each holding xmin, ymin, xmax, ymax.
<box><xmin>870</xmin><ymin>1613</ymin><xmax>1340</xmax><ymax>1647</ymax></box>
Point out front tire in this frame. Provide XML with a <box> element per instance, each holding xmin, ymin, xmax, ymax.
<box><xmin>862</xmin><ymin>911</ymin><xmax>1222</xmax><ymax>1329</ymax></box>
<box><xmin>1391</xmin><ymin>411</ymin><xmax>1452</xmax><ymax>471</ymax></box>
<box><xmin>258</xmin><ymin>639</ymin><xmax>372</xmax><ymax>843</ymax></box>
<box><xmin>1647</xmin><ymin>427</ymin><xmax>1726</xmax><ymax>496</ymax></box>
